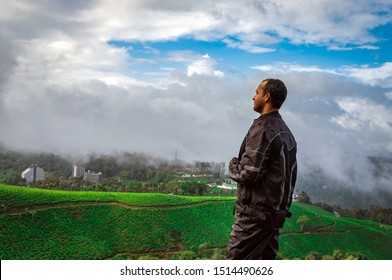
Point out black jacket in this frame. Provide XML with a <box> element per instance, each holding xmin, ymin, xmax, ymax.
<box><xmin>229</xmin><ymin>111</ymin><xmax>297</xmax><ymax>228</ymax></box>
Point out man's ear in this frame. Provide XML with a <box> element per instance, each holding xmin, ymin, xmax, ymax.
<box><xmin>265</xmin><ymin>92</ymin><xmax>271</xmax><ymax>102</ymax></box>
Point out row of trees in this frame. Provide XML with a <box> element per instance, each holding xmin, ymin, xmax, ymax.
<box><xmin>0</xmin><ymin>151</ymin><xmax>72</xmax><ymax>178</ymax></box>
<box><xmin>331</xmin><ymin>205</ymin><xmax>392</xmax><ymax>226</ymax></box>
<box><xmin>0</xmin><ymin>151</ymin><xmax>226</xmax><ymax>182</ymax></box>
<box><xmin>304</xmin><ymin>249</ymin><xmax>367</xmax><ymax>260</ymax></box>
<box><xmin>0</xmin><ymin>151</ymin><xmax>231</xmax><ymax>196</ymax></box>
<box><xmin>113</xmin><ymin>242</ymin><xmax>227</xmax><ymax>260</ymax></box>
<box><xmin>85</xmin><ymin>152</ymin><xmax>226</xmax><ymax>181</ymax></box>
<box><xmin>298</xmin><ymin>190</ymin><xmax>392</xmax><ymax>226</ymax></box>
<box><xmin>28</xmin><ymin>175</ymin><xmax>237</xmax><ymax>196</ymax></box>
<box><xmin>29</xmin><ymin>175</ymin><xmax>178</xmax><ymax>194</ymax></box>
<box><xmin>115</xmin><ymin>245</ymin><xmax>367</xmax><ymax>260</ymax></box>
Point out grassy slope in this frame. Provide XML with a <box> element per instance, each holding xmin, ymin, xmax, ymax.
<box><xmin>1</xmin><ymin>184</ymin><xmax>391</xmax><ymax>260</ymax></box>
<box><xmin>280</xmin><ymin>203</ymin><xmax>392</xmax><ymax>259</ymax></box>
<box><xmin>0</xmin><ymin>184</ymin><xmax>233</xmax><ymax>209</ymax></box>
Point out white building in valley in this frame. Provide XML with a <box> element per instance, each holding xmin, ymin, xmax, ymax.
<box><xmin>83</xmin><ymin>170</ymin><xmax>102</xmax><ymax>183</ymax></box>
<box><xmin>72</xmin><ymin>165</ymin><xmax>85</xmax><ymax>178</ymax></box>
<box><xmin>21</xmin><ymin>165</ymin><xmax>44</xmax><ymax>183</ymax></box>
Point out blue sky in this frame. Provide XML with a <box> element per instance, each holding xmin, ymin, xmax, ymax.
<box><xmin>108</xmin><ymin>20</ymin><xmax>392</xmax><ymax>80</ymax></box>
<box><xmin>0</xmin><ymin>0</ymin><xmax>392</xmax><ymax>187</ymax></box>
<box><xmin>111</xmin><ymin>20</ymin><xmax>392</xmax><ymax>68</ymax></box>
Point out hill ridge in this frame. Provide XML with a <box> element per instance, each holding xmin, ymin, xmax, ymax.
<box><xmin>1</xmin><ymin>199</ymin><xmax>231</xmax><ymax>216</ymax></box>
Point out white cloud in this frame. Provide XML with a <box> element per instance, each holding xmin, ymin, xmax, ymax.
<box><xmin>166</xmin><ymin>50</ymin><xmax>199</xmax><ymax>63</ymax></box>
<box><xmin>357</xmin><ymin>45</ymin><xmax>380</xmax><ymax>50</ymax></box>
<box><xmin>341</xmin><ymin>62</ymin><xmax>392</xmax><ymax>87</ymax></box>
<box><xmin>332</xmin><ymin>97</ymin><xmax>392</xmax><ymax>133</ymax></box>
<box><xmin>73</xmin><ymin>2</ymin><xmax>219</xmax><ymax>42</ymax></box>
<box><xmin>327</xmin><ymin>45</ymin><xmax>379</xmax><ymax>51</ymax></box>
<box><xmin>252</xmin><ymin>62</ymin><xmax>392</xmax><ymax>89</ymax></box>
<box><xmin>251</xmin><ymin>63</ymin><xmax>340</xmax><ymax>76</ymax></box>
<box><xmin>187</xmin><ymin>54</ymin><xmax>224</xmax><ymax>77</ymax></box>
<box><xmin>8</xmin><ymin>36</ymin><xmax>146</xmax><ymax>88</ymax></box>
<box><xmin>2</xmin><ymin>0</ymin><xmax>389</xmax><ymax>54</ymax></box>
<box><xmin>0</xmin><ymin>72</ymin><xmax>247</xmax><ymax>162</ymax></box>
<box><xmin>223</xmin><ymin>38</ymin><xmax>275</xmax><ymax>53</ymax></box>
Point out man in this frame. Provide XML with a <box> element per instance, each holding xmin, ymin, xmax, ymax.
<box><xmin>225</xmin><ymin>78</ymin><xmax>297</xmax><ymax>260</ymax></box>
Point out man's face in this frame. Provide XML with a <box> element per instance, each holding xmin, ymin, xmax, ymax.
<box><xmin>253</xmin><ymin>81</ymin><xmax>268</xmax><ymax>113</ymax></box>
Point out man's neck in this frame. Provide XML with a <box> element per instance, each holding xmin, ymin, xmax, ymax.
<box><xmin>260</xmin><ymin>108</ymin><xmax>279</xmax><ymax>116</ymax></box>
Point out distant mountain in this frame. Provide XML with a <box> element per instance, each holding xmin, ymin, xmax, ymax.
<box><xmin>296</xmin><ymin>156</ymin><xmax>392</xmax><ymax>209</ymax></box>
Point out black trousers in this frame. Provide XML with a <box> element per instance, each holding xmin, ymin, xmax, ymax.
<box><xmin>225</xmin><ymin>213</ymin><xmax>279</xmax><ymax>260</ymax></box>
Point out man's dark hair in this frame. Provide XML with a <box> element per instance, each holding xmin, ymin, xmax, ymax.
<box><xmin>263</xmin><ymin>78</ymin><xmax>287</xmax><ymax>109</ymax></box>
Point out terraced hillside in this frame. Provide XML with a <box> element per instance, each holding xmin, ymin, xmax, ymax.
<box><xmin>1</xmin><ymin>184</ymin><xmax>391</xmax><ymax>259</ymax></box>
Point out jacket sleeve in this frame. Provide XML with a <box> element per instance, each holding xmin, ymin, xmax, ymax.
<box><xmin>229</xmin><ymin>123</ymin><xmax>273</xmax><ymax>185</ymax></box>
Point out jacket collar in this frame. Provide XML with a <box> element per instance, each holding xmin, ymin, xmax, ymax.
<box><xmin>255</xmin><ymin>111</ymin><xmax>281</xmax><ymax>121</ymax></box>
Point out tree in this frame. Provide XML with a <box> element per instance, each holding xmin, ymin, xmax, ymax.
<box><xmin>165</xmin><ymin>179</ymin><xmax>178</xmax><ymax>194</ymax></box>
<box><xmin>305</xmin><ymin>251</ymin><xmax>321</xmax><ymax>260</ymax></box>
<box><xmin>297</xmin><ymin>191</ymin><xmax>312</xmax><ymax>204</ymax></box>
<box><xmin>24</xmin><ymin>207</ymin><xmax>36</xmax><ymax>221</ymax></box>
<box><xmin>197</xmin><ymin>181</ymin><xmax>207</xmax><ymax>196</ymax></box>
<box><xmin>211</xmin><ymin>248</ymin><xmax>225</xmax><ymax>260</ymax></box>
<box><xmin>5</xmin><ymin>174</ymin><xmax>26</xmax><ymax>186</ymax></box>
<box><xmin>29</xmin><ymin>209</ymin><xmax>37</xmax><ymax>221</ymax></box>
<box><xmin>179</xmin><ymin>179</ymin><xmax>198</xmax><ymax>195</ymax></box>
<box><xmin>197</xmin><ymin>242</ymin><xmax>210</xmax><ymax>259</ymax></box>
<box><xmin>172</xmin><ymin>251</ymin><xmax>198</xmax><ymax>260</ymax></box>
<box><xmin>296</xmin><ymin>215</ymin><xmax>310</xmax><ymax>231</ymax></box>
<box><xmin>1</xmin><ymin>203</ymin><xmax>7</xmax><ymax>214</ymax></box>
<box><xmin>332</xmin><ymin>249</ymin><xmax>343</xmax><ymax>260</ymax></box>
<box><xmin>344</xmin><ymin>252</ymin><xmax>367</xmax><ymax>260</ymax></box>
